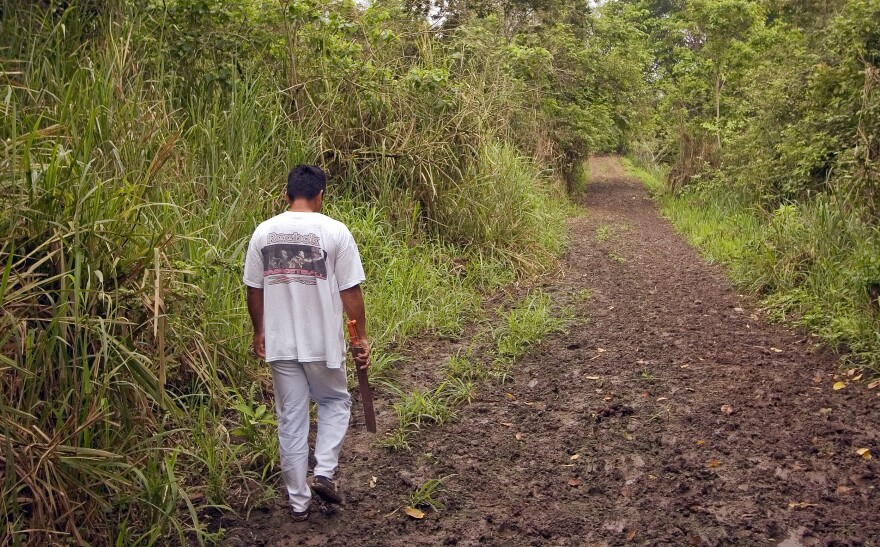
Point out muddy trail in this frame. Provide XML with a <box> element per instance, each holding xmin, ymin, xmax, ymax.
<box><xmin>227</xmin><ymin>157</ymin><xmax>880</xmax><ymax>546</ymax></box>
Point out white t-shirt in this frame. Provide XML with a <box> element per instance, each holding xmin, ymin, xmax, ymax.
<box><xmin>243</xmin><ymin>211</ymin><xmax>366</xmax><ymax>367</ymax></box>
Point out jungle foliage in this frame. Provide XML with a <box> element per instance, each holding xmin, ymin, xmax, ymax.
<box><xmin>0</xmin><ymin>0</ymin><xmax>648</xmax><ymax>543</ymax></box>
<box><xmin>625</xmin><ymin>0</ymin><xmax>880</xmax><ymax>369</ymax></box>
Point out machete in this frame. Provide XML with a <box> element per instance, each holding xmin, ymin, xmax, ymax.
<box><xmin>347</xmin><ymin>319</ymin><xmax>377</xmax><ymax>433</ymax></box>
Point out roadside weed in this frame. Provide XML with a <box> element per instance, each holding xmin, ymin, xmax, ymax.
<box><xmin>378</xmin><ymin>429</ymin><xmax>411</xmax><ymax>451</ymax></box>
<box><xmin>446</xmin><ymin>354</ymin><xmax>487</xmax><ymax>381</ymax></box>
<box><xmin>493</xmin><ymin>291</ymin><xmax>565</xmax><ymax>364</ymax></box>
<box><xmin>575</xmin><ymin>288</ymin><xmax>594</xmax><ymax>302</ymax></box>
<box><xmin>408</xmin><ymin>475</ymin><xmax>455</xmax><ymax>512</ymax></box>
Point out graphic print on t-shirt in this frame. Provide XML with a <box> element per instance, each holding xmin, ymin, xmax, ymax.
<box><xmin>262</xmin><ymin>236</ymin><xmax>327</xmax><ymax>286</ymax></box>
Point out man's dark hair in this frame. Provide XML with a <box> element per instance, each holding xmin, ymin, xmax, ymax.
<box><xmin>287</xmin><ymin>165</ymin><xmax>327</xmax><ymax>200</ymax></box>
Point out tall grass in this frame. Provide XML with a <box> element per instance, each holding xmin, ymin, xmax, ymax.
<box><xmin>626</xmin><ymin>158</ymin><xmax>880</xmax><ymax>373</ymax></box>
<box><xmin>1</xmin><ymin>2</ymin><xmax>572</xmax><ymax>543</ymax></box>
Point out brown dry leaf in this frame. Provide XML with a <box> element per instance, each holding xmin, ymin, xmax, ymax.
<box><xmin>604</xmin><ymin>396</ymin><xmax>613</xmax><ymax>401</ymax></box>
<box><xmin>856</xmin><ymin>448</ymin><xmax>872</xmax><ymax>460</ymax></box>
<box><xmin>369</xmin><ymin>476</ymin><xmax>377</xmax><ymax>489</ymax></box>
<box><xmin>812</xmin><ymin>375</ymin><xmax>823</xmax><ymax>384</ymax></box>
<box><xmin>787</xmin><ymin>501</ymin><xmax>817</xmax><ymax>509</ymax></box>
<box><xmin>853</xmin><ymin>374</ymin><xmax>863</xmax><ymax>381</ymax></box>
<box><xmin>706</xmin><ymin>459</ymin><xmax>722</xmax><ymax>468</ymax></box>
<box><xmin>770</xmin><ymin>347</ymin><xmax>783</xmax><ymax>353</ymax></box>
<box><xmin>515</xmin><ymin>432</ymin><xmax>523</xmax><ymax>441</ymax></box>
<box><xmin>568</xmin><ymin>478</ymin><xmax>580</xmax><ymax>487</ymax></box>
<box><xmin>656</xmin><ymin>397</ymin><xmax>668</xmax><ymax>402</ymax></box>
<box><xmin>403</xmin><ymin>507</ymin><xmax>425</xmax><ymax>519</ymax></box>
<box><xmin>720</xmin><ymin>404</ymin><xmax>734</xmax><ymax>415</ymax></box>
<box><xmin>833</xmin><ymin>381</ymin><xmax>847</xmax><ymax>391</ymax></box>
<box><xmin>505</xmin><ymin>393</ymin><xmax>515</xmax><ymax>400</ymax></box>
<box><xmin>500</xmin><ymin>422</ymin><xmax>513</xmax><ymax>427</ymax></box>
<box><xmin>680</xmin><ymin>364</ymin><xmax>690</xmax><ymax>369</ymax></box>
<box><xmin>696</xmin><ymin>439</ymin><xmax>706</xmax><ymax>446</ymax></box>
<box><xmin>868</xmin><ymin>380</ymin><xmax>880</xmax><ymax>390</ymax></box>
<box><xmin>835</xmin><ymin>485</ymin><xmax>852</xmax><ymax>495</ymax></box>
<box><xmin>819</xmin><ymin>408</ymin><xmax>832</xmax><ymax>417</ymax></box>
<box><xmin>585</xmin><ymin>376</ymin><xmax>602</xmax><ymax>380</ymax></box>
<box><xmin>570</xmin><ymin>454</ymin><xmax>581</xmax><ymax>461</ymax></box>
<box><xmin>626</xmin><ymin>529</ymin><xmax>637</xmax><ymax>541</ymax></box>
<box><xmin>846</xmin><ymin>368</ymin><xmax>857</xmax><ymax>377</ymax></box>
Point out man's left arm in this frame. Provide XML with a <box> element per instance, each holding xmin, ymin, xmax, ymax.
<box><xmin>340</xmin><ymin>284</ymin><xmax>369</xmax><ymax>369</ymax></box>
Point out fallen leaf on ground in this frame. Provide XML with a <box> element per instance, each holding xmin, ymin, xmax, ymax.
<box><xmin>721</xmin><ymin>404</ymin><xmax>734</xmax><ymax>415</ymax></box>
<box><xmin>570</xmin><ymin>454</ymin><xmax>580</xmax><ymax>461</ymax></box>
<box><xmin>846</xmin><ymin>368</ymin><xmax>856</xmax><ymax>376</ymax></box>
<box><xmin>835</xmin><ymin>485</ymin><xmax>852</xmax><ymax>495</ymax></box>
<box><xmin>568</xmin><ymin>478</ymin><xmax>580</xmax><ymax>487</ymax></box>
<box><xmin>656</xmin><ymin>397</ymin><xmax>668</xmax><ymax>402</ymax></box>
<box><xmin>500</xmin><ymin>422</ymin><xmax>513</xmax><ymax>427</ymax></box>
<box><xmin>369</xmin><ymin>476</ymin><xmax>377</xmax><ymax>488</ymax></box>
<box><xmin>853</xmin><ymin>374</ymin><xmax>863</xmax><ymax>381</ymax></box>
<box><xmin>696</xmin><ymin>439</ymin><xmax>706</xmax><ymax>446</ymax></box>
<box><xmin>868</xmin><ymin>380</ymin><xmax>880</xmax><ymax>390</ymax></box>
<box><xmin>626</xmin><ymin>529</ymin><xmax>637</xmax><ymax>541</ymax></box>
<box><xmin>604</xmin><ymin>396</ymin><xmax>613</xmax><ymax>401</ymax></box>
<box><xmin>819</xmin><ymin>408</ymin><xmax>832</xmax><ymax>417</ymax></box>
<box><xmin>833</xmin><ymin>381</ymin><xmax>847</xmax><ymax>391</ymax></box>
<box><xmin>403</xmin><ymin>507</ymin><xmax>425</xmax><ymax>519</ymax></box>
<box><xmin>597</xmin><ymin>348</ymin><xmax>606</xmax><ymax>352</ymax></box>
<box><xmin>505</xmin><ymin>393</ymin><xmax>515</xmax><ymax>399</ymax></box>
<box><xmin>515</xmin><ymin>432</ymin><xmax>523</xmax><ymax>441</ymax></box>
<box><xmin>585</xmin><ymin>376</ymin><xmax>601</xmax><ymax>380</ymax></box>
<box><xmin>813</xmin><ymin>375</ymin><xmax>823</xmax><ymax>383</ymax></box>
<box><xmin>680</xmin><ymin>364</ymin><xmax>690</xmax><ymax>369</ymax></box>
<box><xmin>706</xmin><ymin>459</ymin><xmax>722</xmax><ymax>468</ymax></box>
<box><xmin>856</xmin><ymin>448</ymin><xmax>872</xmax><ymax>460</ymax></box>
<box><xmin>787</xmin><ymin>501</ymin><xmax>817</xmax><ymax>509</ymax></box>
<box><xmin>770</xmin><ymin>347</ymin><xmax>783</xmax><ymax>353</ymax></box>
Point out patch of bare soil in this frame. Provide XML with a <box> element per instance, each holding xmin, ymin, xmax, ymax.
<box><xmin>226</xmin><ymin>156</ymin><xmax>879</xmax><ymax>546</ymax></box>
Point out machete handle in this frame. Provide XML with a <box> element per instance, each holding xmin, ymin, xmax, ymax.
<box><xmin>346</xmin><ymin>319</ymin><xmax>361</xmax><ymax>349</ymax></box>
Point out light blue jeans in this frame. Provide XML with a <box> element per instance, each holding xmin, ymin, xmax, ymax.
<box><xmin>270</xmin><ymin>360</ymin><xmax>351</xmax><ymax>512</ymax></box>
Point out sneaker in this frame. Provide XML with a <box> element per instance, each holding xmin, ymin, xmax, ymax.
<box><xmin>310</xmin><ymin>475</ymin><xmax>342</xmax><ymax>504</ymax></box>
<box><xmin>290</xmin><ymin>506</ymin><xmax>310</xmax><ymax>522</ymax></box>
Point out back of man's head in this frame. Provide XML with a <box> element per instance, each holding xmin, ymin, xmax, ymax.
<box><xmin>287</xmin><ymin>165</ymin><xmax>327</xmax><ymax>200</ymax></box>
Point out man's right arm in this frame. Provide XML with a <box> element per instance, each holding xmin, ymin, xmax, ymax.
<box><xmin>247</xmin><ymin>286</ymin><xmax>265</xmax><ymax>358</ymax></box>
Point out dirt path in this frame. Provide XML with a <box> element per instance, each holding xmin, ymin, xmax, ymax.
<box><xmin>228</xmin><ymin>157</ymin><xmax>880</xmax><ymax>546</ymax></box>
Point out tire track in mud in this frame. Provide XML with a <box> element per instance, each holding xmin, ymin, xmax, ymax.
<box><xmin>229</xmin><ymin>156</ymin><xmax>879</xmax><ymax>547</ymax></box>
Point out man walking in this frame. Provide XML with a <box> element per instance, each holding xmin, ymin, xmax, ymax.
<box><xmin>243</xmin><ymin>164</ymin><xmax>370</xmax><ymax>521</ymax></box>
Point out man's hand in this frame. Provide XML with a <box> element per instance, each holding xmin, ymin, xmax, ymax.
<box><xmin>252</xmin><ymin>332</ymin><xmax>266</xmax><ymax>359</ymax></box>
<box><xmin>353</xmin><ymin>339</ymin><xmax>370</xmax><ymax>371</ymax></box>
<box><xmin>246</xmin><ymin>287</ymin><xmax>265</xmax><ymax>359</ymax></box>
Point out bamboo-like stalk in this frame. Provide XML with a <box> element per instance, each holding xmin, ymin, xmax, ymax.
<box><xmin>154</xmin><ymin>247</ymin><xmax>166</xmax><ymax>397</ymax></box>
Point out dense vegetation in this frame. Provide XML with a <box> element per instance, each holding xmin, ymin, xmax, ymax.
<box><xmin>623</xmin><ymin>0</ymin><xmax>880</xmax><ymax>369</ymax></box>
<box><xmin>0</xmin><ymin>0</ymin><xmax>645</xmax><ymax>543</ymax></box>
<box><xmin>3</xmin><ymin>0</ymin><xmax>878</xmax><ymax>543</ymax></box>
